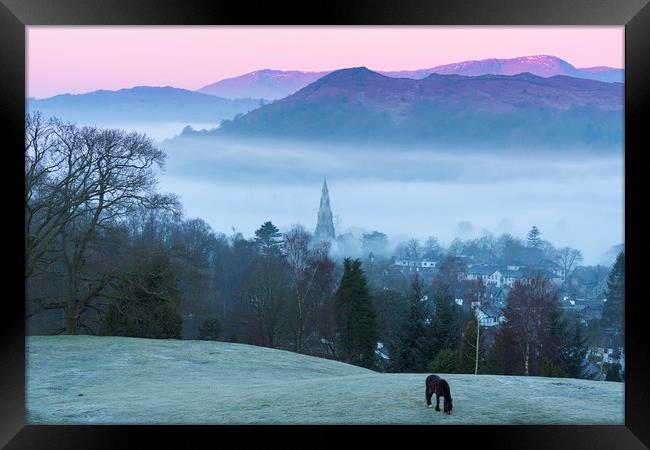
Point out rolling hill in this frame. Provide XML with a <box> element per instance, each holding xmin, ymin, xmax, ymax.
<box><xmin>197</xmin><ymin>69</ymin><xmax>329</xmax><ymax>100</ymax></box>
<box><xmin>27</xmin><ymin>86</ymin><xmax>261</xmax><ymax>138</ymax></box>
<box><xmin>211</xmin><ymin>67</ymin><xmax>623</xmax><ymax>149</ymax></box>
<box><xmin>27</xmin><ymin>335</ymin><xmax>624</xmax><ymax>425</ymax></box>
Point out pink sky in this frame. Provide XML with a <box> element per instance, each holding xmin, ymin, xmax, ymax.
<box><xmin>27</xmin><ymin>26</ymin><xmax>624</xmax><ymax>99</ymax></box>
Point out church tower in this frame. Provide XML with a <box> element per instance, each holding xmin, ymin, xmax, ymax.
<box><xmin>314</xmin><ymin>177</ymin><xmax>336</xmax><ymax>244</ymax></box>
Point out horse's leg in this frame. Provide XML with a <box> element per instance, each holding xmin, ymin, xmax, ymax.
<box><xmin>435</xmin><ymin>394</ymin><xmax>441</xmax><ymax>411</ymax></box>
<box><xmin>426</xmin><ymin>386</ymin><xmax>433</xmax><ymax>408</ymax></box>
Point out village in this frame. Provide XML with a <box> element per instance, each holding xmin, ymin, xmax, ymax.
<box><xmin>388</xmin><ymin>253</ymin><xmax>623</xmax><ymax>380</ymax></box>
<box><xmin>303</xmin><ymin>175</ymin><xmax>625</xmax><ymax>380</ymax></box>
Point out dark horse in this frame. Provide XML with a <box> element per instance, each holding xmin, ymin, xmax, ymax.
<box><xmin>425</xmin><ymin>374</ymin><xmax>453</xmax><ymax>415</ymax></box>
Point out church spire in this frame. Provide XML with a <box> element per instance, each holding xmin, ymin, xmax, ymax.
<box><xmin>314</xmin><ymin>176</ymin><xmax>336</xmax><ymax>243</ymax></box>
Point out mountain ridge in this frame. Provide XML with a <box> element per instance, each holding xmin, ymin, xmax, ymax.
<box><xmin>196</xmin><ymin>55</ymin><xmax>624</xmax><ymax>100</ymax></box>
<box><xmin>210</xmin><ymin>67</ymin><xmax>623</xmax><ymax>149</ymax></box>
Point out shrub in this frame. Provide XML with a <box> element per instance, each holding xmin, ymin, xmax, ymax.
<box><xmin>197</xmin><ymin>317</ymin><xmax>222</xmax><ymax>341</ymax></box>
<box><xmin>541</xmin><ymin>359</ymin><xmax>566</xmax><ymax>378</ymax></box>
<box><xmin>605</xmin><ymin>363</ymin><xmax>622</xmax><ymax>382</ymax></box>
<box><xmin>427</xmin><ymin>349</ymin><xmax>457</xmax><ymax>373</ymax></box>
<box><xmin>101</xmin><ymin>253</ymin><xmax>182</xmax><ymax>339</ymax></box>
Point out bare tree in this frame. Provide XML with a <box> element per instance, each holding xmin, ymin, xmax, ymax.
<box><xmin>498</xmin><ymin>276</ymin><xmax>561</xmax><ymax>376</ymax></box>
<box><xmin>284</xmin><ymin>225</ymin><xmax>314</xmax><ymax>352</ymax></box>
<box><xmin>25</xmin><ymin>113</ymin><xmax>89</xmax><ymax>280</ymax></box>
<box><xmin>25</xmin><ymin>114</ymin><xmax>177</xmax><ymax>334</ymax></box>
<box><xmin>283</xmin><ymin>225</ymin><xmax>335</xmax><ymax>352</ymax></box>
<box><xmin>240</xmin><ymin>255</ymin><xmax>289</xmax><ymax>348</ymax></box>
<box><xmin>424</xmin><ymin>236</ymin><xmax>444</xmax><ymax>259</ymax></box>
<box><xmin>554</xmin><ymin>247</ymin><xmax>583</xmax><ymax>281</ymax></box>
<box><xmin>406</xmin><ymin>238</ymin><xmax>421</xmax><ymax>260</ymax></box>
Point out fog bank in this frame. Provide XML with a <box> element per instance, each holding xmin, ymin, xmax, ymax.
<box><xmin>157</xmin><ymin>137</ymin><xmax>624</xmax><ymax>265</ymax></box>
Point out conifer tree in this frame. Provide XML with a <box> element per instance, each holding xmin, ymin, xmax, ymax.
<box><xmin>527</xmin><ymin>226</ymin><xmax>542</xmax><ymax>248</ymax></box>
<box><xmin>560</xmin><ymin>315</ymin><xmax>588</xmax><ymax>379</ymax></box>
<box><xmin>254</xmin><ymin>221</ymin><xmax>283</xmax><ymax>256</ymax></box>
<box><xmin>427</xmin><ymin>348</ymin><xmax>457</xmax><ymax>373</ymax></box>
<box><xmin>389</xmin><ymin>275</ymin><xmax>431</xmax><ymax>372</ymax></box>
<box><xmin>334</xmin><ymin>258</ymin><xmax>377</xmax><ymax>368</ymax></box>
<box><xmin>456</xmin><ymin>314</ymin><xmax>485</xmax><ymax>374</ymax></box>
<box><xmin>605</xmin><ymin>363</ymin><xmax>622</xmax><ymax>381</ymax></box>
<box><xmin>602</xmin><ymin>252</ymin><xmax>624</xmax><ymax>332</ymax></box>
<box><xmin>430</xmin><ymin>283</ymin><xmax>464</xmax><ymax>353</ymax></box>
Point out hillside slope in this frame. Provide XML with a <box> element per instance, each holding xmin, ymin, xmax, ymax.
<box><xmin>198</xmin><ymin>69</ymin><xmax>328</xmax><ymax>100</ymax></box>
<box><xmin>27</xmin><ymin>87</ymin><xmax>261</xmax><ymax>141</ymax></box>
<box><xmin>27</xmin><ymin>336</ymin><xmax>624</xmax><ymax>425</ymax></box>
<box><xmin>28</xmin><ymin>86</ymin><xmax>260</xmax><ymax>123</ymax></box>
<box><xmin>213</xmin><ymin>68</ymin><xmax>623</xmax><ymax>149</ymax></box>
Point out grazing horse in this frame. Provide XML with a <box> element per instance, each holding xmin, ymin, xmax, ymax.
<box><xmin>425</xmin><ymin>374</ymin><xmax>453</xmax><ymax>415</ymax></box>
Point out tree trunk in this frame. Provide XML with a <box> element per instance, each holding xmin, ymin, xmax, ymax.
<box><xmin>524</xmin><ymin>341</ymin><xmax>530</xmax><ymax>376</ymax></box>
<box><xmin>474</xmin><ymin>319</ymin><xmax>480</xmax><ymax>375</ymax></box>
<box><xmin>64</xmin><ymin>308</ymin><xmax>77</xmax><ymax>335</ymax></box>
<box><xmin>64</xmin><ymin>268</ymin><xmax>78</xmax><ymax>335</ymax></box>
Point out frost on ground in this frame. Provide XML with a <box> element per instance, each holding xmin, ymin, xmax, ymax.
<box><xmin>26</xmin><ymin>336</ymin><xmax>624</xmax><ymax>425</ymax></box>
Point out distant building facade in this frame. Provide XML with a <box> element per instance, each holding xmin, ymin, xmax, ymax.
<box><xmin>466</xmin><ymin>263</ymin><xmax>561</xmax><ymax>288</ymax></box>
<box><xmin>393</xmin><ymin>258</ymin><xmax>439</xmax><ymax>270</ymax></box>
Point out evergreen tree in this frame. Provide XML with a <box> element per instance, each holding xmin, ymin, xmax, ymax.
<box><xmin>427</xmin><ymin>349</ymin><xmax>457</xmax><ymax>373</ymax></box>
<box><xmin>456</xmin><ymin>314</ymin><xmax>485</xmax><ymax>374</ymax></box>
<box><xmin>602</xmin><ymin>252</ymin><xmax>624</xmax><ymax>332</ymax></box>
<box><xmin>560</xmin><ymin>315</ymin><xmax>588</xmax><ymax>379</ymax></box>
<box><xmin>527</xmin><ymin>226</ymin><xmax>542</xmax><ymax>249</ymax></box>
<box><xmin>334</xmin><ymin>258</ymin><xmax>377</xmax><ymax>369</ymax></box>
<box><xmin>254</xmin><ymin>221</ymin><xmax>283</xmax><ymax>256</ymax></box>
<box><xmin>485</xmin><ymin>327</ymin><xmax>518</xmax><ymax>375</ymax></box>
<box><xmin>605</xmin><ymin>363</ymin><xmax>622</xmax><ymax>382</ymax></box>
<box><xmin>197</xmin><ymin>316</ymin><xmax>222</xmax><ymax>340</ymax></box>
<box><xmin>371</xmin><ymin>288</ymin><xmax>407</xmax><ymax>348</ymax></box>
<box><xmin>430</xmin><ymin>283</ymin><xmax>464</xmax><ymax>353</ymax></box>
<box><xmin>542</xmin><ymin>296</ymin><xmax>566</xmax><ymax>370</ymax></box>
<box><xmin>389</xmin><ymin>275</ymin><xmax>431</xmax><ymax>372</ymax></box>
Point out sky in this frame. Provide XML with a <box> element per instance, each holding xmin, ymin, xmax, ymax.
<box><xmin>27</xmin><ymin>26</ymin><xmax>624</xmax><ymax>98</ymax></box>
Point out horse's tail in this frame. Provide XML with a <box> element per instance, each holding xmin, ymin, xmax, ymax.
<box><xmin>442</xmin><ymin>379</ymin><xmax>451</xmax><ymax>399</ymax></box>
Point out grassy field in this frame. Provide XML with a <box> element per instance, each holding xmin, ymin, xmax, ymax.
<box><xmin>26</xmin><ymin>335</ymin><xmax>624</xmax><ymax>425</ymax></box>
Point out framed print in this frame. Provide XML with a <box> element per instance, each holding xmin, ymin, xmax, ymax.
<box><xmin>2</xmin><ymin>0</ymin><xmax>649</xmax><ymax>448</ymax></box>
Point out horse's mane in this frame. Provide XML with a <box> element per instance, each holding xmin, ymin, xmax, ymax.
<box><xmin>441</xmin><ymin>379</ymin><xmax>451</xmax><ymax>399</ymax></box>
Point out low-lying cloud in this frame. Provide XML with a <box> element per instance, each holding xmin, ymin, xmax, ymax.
<box><xmin>157</xmin><ymin>137</ymin><xmax>623</xmax><ymax>265</ymax></box>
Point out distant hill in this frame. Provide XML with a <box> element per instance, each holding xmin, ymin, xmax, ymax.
<box><xmin>397</xmin><ymin>55</ymin><xmax>624</xmax><ymax>83</ymax></box>
<box><xmin>211</xmin><ymin>67</ymin><xmax>623</xmax><ymax>149</ymax></box>
<box><xmin>27</xmin><ymin>335</ymin><xmax>624</xmax><ymax>424</ymax></box>
<box><xmin>197</xmin><ymin>70</ymin><xmax>329</xmax><ymax>100</ymax></box>
<box><xmin>28</xmin><ymin>86</ymin><xmax>261</xmax><ymax>126</ymax></box>
<box><xmin>196</xmin><ymin>56</ymin><xmax>623</xmax><ymax>100</ymax></box>
<box><xmin>576</xmin><ymin>66</ymin><xmax>625</xmax><ymax>83</ymax></box>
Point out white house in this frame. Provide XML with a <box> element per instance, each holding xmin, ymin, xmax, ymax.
<box><xmin>466</xmin><ymin>265</ymin><xmax>498</xmax><ymax>285</ymax></box>
<box><xmin>394</xmin><ymin>258</ymin><xmax>439</xmax><ymax>272</ymax></box>
<box><xmin>474</xmin><ymin>305</ymin><xmax>505</xmax><ymax>327</ymax></box>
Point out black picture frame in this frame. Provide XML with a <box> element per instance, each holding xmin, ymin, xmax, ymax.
<box><xmin>2</xmin><ymin>0</ymin><xmax>648</xmax><ymax>448</ymax></box>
